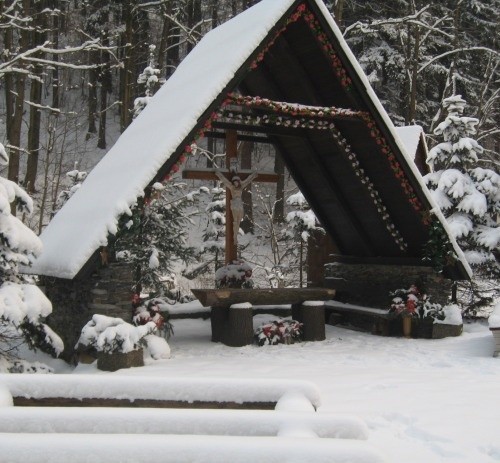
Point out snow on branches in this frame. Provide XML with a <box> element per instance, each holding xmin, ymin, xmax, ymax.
<box><xmin>0</xmin><ymin>143</ymin><xmax>63</xmax><ymax>361</ymax></box>
<box><xmin>424</xmin><ymin>96</ymin><xmax>499</xmax><ymax>275</ymax></box>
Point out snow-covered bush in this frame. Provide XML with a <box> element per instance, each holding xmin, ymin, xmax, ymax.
<box><xmin>255</xmin><ymin>319</ymin><xmax>303</xmax><ymax>346</ymax></box>
<box><xmin>0</xmin><ymin>142</ymin><xmax>63</xmax><ymax>364</ymax></box>
<box><xmin>215</xmin><ymin>259</ymin><xmax>253</xmax><ymax>289</ymax></box>
<box><xmin>133</xmin><ymin>298</ymin><xmax>174</xmax><ymax>339</ymax></box>
<box><xmin>0</xmin><ymin>358</ymin><xmax>53</xmax><ymax>374</ymax></box>
<box><xmin>76</xmin><ymin>314</ymin><xmax>156</xmax><ymax>354</ymax></box>
<box><xmin>389</xmin><ymin>285</ymin><xmax>445</xmax><ymax>321</ymax></box>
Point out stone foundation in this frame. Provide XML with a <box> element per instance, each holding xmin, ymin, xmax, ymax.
<box><xmin>42</xmin><ymin>262</ymin><xmax>135</xmax><ymax>362</ymax></box>
<box><xmin>325</xmin><ymin>260</ymin><xmax>453</xmax><ymax>309</ymax></box>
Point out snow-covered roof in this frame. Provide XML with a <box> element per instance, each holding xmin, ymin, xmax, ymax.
<box><xmin>29</xmin><ymin>0</ymin><xmax>471</xmax><ymax>279</ymax></box>
<box><xmin>29</xmin><ymin>0</ymin><xmax>296</xmax><ymax>279</ymax></box>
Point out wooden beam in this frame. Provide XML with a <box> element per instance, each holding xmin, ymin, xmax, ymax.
<box><xmin>205</xmin><ymin>131</ymin><xmax>269</xmax><ymax>144</ymax></box>
<box><xmin>183</xmin><ymin>168</ymin><xmax>279</xmax><ymax>183</ymax></box>
<box><xmin>212</xmin><ymin>121</ymin><xmax>305</xmax><ymax>138</ymax></box>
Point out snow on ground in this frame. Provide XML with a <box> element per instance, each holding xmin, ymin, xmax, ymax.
<box><xmin>2</xmin><ymin>316</ymin><xmax>499</xmax><ymax>462</ymax></box>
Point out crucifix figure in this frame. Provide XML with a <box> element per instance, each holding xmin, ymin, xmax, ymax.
<box><xmin>183</xmin><ymin>130</ymin><xmax>279</xmax><ymax>264</ymax></box>
<box><xmin>215</xmin><ymin>171</ymin><xmax>258</xmax><ymax>245</ymax></box>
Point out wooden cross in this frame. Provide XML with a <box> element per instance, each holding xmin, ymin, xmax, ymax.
<box><xmin>183</xmin><ymin>130</ymin><xmax>278</xmax><ymax>264</ymax></box>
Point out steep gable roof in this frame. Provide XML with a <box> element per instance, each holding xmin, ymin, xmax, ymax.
<box><xmin>29</xmin><ymin>0</ymin><xmax>471</xmax><ymax>280</ymax></box>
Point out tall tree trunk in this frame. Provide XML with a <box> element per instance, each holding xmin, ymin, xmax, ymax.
<box><xmin>157</xmin><ymin>2</ymin><xmax>173</xmax><ymax>77</ymax></box>
<box><xmin>97</xmin><ymin>31</ymin><xmax>111</xmax><ymax>149</ymax></box>
<box><xmin>186</xmin><ymin>0</ymin><xmax>201</xmax><ymax>53</ymax></box>
<box><xmin>7</xmin><ymin>11</ymin><xmax>29</xmax><ymax>186</ymax></box>
<box><xmin>273</xmin><ymin>150</ymin><xmax>285</xmax><ymax>223</ymax></box>
<box><xmin>51</xmin><ymin>0</ymin><xmax>60</xmax><ymax>109</ymax></box>
<box><xmin>120</xmin><ymin>1</ymin><xmax>134</xmax><ymax>131</ymax></box>
<box><xmin>334</xmin><ymin>0</ymin><xmax>345</xmax><ymax>26</ymax></box>
<box><xmin>25</xmin><ymin>1</ymin><xmax>48</xmax><ymax>193</ymax></box>
<box><xmin>88</xmin><ymin>60</ymin><xmax>98</xmax><ymax>135</ymax></box>
<box><xmin>240</xmin><ymin>140</ymin><xmax>254</xmax><ymax>234</ymax></box>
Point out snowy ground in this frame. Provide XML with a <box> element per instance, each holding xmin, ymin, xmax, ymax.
<box><xmin>3</xmin><ymin>316</ymin><xmax>500</xmax><ymax>463</ymax></box>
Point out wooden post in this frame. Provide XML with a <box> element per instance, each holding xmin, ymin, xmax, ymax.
<box><xmin>225</xmin><ymin>129</ymin><xmax>238</xmax><ymax>264</ymax></box>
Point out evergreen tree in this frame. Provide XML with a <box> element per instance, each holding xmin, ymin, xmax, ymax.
<box><xmin>283</xmin><ymin>192</ymin><xmax>324</xmax><ymax>287</ymax></box>
<box><xmin>0</xmin><ymin>143</ymin><xmax>64</xmax><ymax>365</ymax></box>
<box><xmin>200</xmin><ymin>185</ymin><xmax>226</xmax><ymax>271</ymax></box>
<box><xmin>54</xmin><ymin>169</ymin><xmax>88</xmax><ymax>213</ymax></box>
<box><xmin>113</xmin><ymin>181</ymin><xmax>199</xmax><ymax>300</ymax></box>
<box><xmin>424</xmin><ymin>95</ymin><xmax>500</xmax><ymax>277</ymax></box>
<box><xmin>133</xmin><ymin>44</ymin><xmax>162</xmax><ymax>119</ymax></box>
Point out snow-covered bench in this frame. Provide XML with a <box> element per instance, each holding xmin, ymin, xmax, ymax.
<box><xmin>489</xmin><ymin>303</ymin><xmax>500</xmax><ymax>357</ymax></box>
<box><xmin>192</xmin><ymin>288</ymin><xmax>335</xmax><ymax>346</ymax></box>
<box><xmin>0</xmin><ymin>434</ymin><xmax>386</xmax><ymax>463</ymax></box>
<box><xmin>2</xmin><ymin>375</ymin><xmax>321</xmax><ymax>409</ymax></box>
<box><xmin>1</xmin><ymin>375</ymin><xmax>386</xmax><ymax>463</ymax></box>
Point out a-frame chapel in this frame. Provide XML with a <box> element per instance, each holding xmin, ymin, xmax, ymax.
<box><xmin>28</xmin><ymin>0</ymin><xmax>471</xmax><ymax>358</ymax></box>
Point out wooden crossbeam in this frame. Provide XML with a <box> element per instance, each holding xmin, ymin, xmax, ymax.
<box><xmin>183</xmin><ymin>168</ymin><xmax>279</xmax><ymax>183</ymax></box>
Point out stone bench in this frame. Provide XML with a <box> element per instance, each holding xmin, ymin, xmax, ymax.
<box><xmin>191</xmin><ymin>288</ymin><xmax>336</xmax><ymax>347</ymax></box>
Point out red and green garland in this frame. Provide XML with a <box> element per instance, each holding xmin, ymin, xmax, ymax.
<box><xmin>224</xmin><ymin>93</ymin><xmax>367</xmax><ymax>119</ymax></box>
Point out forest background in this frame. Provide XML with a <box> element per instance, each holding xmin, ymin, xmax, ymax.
<box><xmin>0</xmin><ymin>0</ymin><xmax>498</xmax><ymax>294</ymax></box>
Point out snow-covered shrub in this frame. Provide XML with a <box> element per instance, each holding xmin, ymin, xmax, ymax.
<box><xmin>389</xmin><ymin>285</ymin><xmax>445</xmax><ymax>321</ymax></box>
<box><xmin>0</xmin><ymin>358</ymin><xmax>53</xmax><ymax>374</ymax></box>
<box><xmin>133</xmin><ymin>298</ymin><xmax>174</xmax><ymax>339</ymax></box>
<box><xmin>76</xmin><ymin>314</ymin><xmax>156</xmax><ymax>354</ymax></box>
<box><xmin>0</xmin><ymin>142</ymin><xmax>63</xmax><ymax>364</ymax></box>
<box><xmin>255</xmin><ymin>319</ymin><xmax>303</xmax><ymax>346</ymax></box>
<box><xmin>215</xmin><ymin>259</ymin><xmax>253</xmax><ymax>289</ymax></box>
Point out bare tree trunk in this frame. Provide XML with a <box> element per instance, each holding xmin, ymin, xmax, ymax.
<box><xmin>157</xmin><ymin>2</ymin><xmax>173</xmax><ymax>77</ymax></box>
<box><xmin>334</xmin><ymin>0</ymin><xmax>345</xmax><ymax>26</ymax></box>
<box><xmin>120</xmin><ymin>1</ymin><xmax>134</xmax><ymax>131</ymax></box>
<box><xmin>51</xmin><ymin>0</ymin><xmax>60</xmax><ymax>109</ymax></box>
<box><xmin>240</xmin><ymin>140</ymin><xmax>254</xmax><ymax>234</ymax></box>
<box><xmin>98</xmin><ymin>31</ymin><xmax>111</xmax><ymax>149</ymax></box>
<box><xmin>25</xmin><ymin>1</ymin><xmax>48</xmax><ymax>193</ymax></box>
<box><xmin>88</xmin><ymin>60</ymin><xmax>98</xmax><ymax>135</ymax></box>
<box><xmin>273</xmin><ymin>151</ymin><xmax>285</xmax><ymax>223</ymax></box>
<box><xmin>186</xmin><ymin>0</ymin><xmax>202</xmax><ymax>53</ymax></box>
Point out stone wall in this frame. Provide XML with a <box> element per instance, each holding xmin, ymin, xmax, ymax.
<box><xmin>42</xmin><ymin>262</ymin><xmax>135</xmax><ymax>362</ymax></box>
<box><xmin>325</xmin><ymin>261</ymin><xmax>453</xmax><ymax>310</ymax></box>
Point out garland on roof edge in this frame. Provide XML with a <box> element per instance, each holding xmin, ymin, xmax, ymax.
<box><xmin>249</xmin><ymin>4</ymin><xmax>352</xmax><ymax>91</ymax></box>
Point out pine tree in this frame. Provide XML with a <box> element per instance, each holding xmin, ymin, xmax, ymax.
<box><xmin>200</xmin><ymin>185</ymin><xmax>226</xmax><ymax>271</ymax></box>
<box><xmin>133</xmin><ymin>44</ymin><xmax>162</xmax><ymax>119</ymax></box>
<box><xmin>113</xmin><ymin>181</ymin><xmax>199</xmax><ymax>300</ymax></box>
<box><xmin>283</xmin><ymin>192</ymin><xmax>324</xmax><ymax>287</ymax></box>
<box><xmin>424</xmin><ymin>95</ymin><xmax>500</xmax><ymax>277</ymax></box>
<box><xmin>0</xmin><ymin>143</ymin><xmax>64</xmax><ymax>365</ymax></box>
